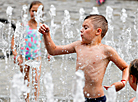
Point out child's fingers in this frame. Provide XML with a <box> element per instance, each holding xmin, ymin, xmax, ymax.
<box><xmin>40</xmin><ymin>24</ymin><xmax>46</xmax><ymax>30</ymax></box>
<box><xmin>47</xmin><ymin>55</ymin><xmax>51</xmax><ymax>61</ymax></box>
<box><xmin>104</xmin><ymin>85</ymin><xmax>111</xmax><ymax>90</ymax></box>
<box><xmin>103</xmin><ymin>86</ymin><xmax>108</xmax><ymax>90</ymax></box>
<box><xmin>40</xmin><ymin>24</ymin><xmax>49</xmax><ymax>32</ymax></box>
<box><xmin>43</xmin><ymin>24</ymin><xmax>47</xmax><ymax>27</ymax></box>
<box><xmin>39</xmin><ymin>27</ymin><xmax>45</xmax><ymax>33</ymax></box>
<box><xmin>40</xmin><ymin>24</ymin><xmax>45</xmax><ymax>30</ymax></box>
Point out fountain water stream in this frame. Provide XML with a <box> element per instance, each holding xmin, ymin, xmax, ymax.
<box><xmin>106</xmin><ymin>85</ymin><xmax>117</xmax><ymax>102</ymax></box>
<box><xmin>73</xmin><ymin>70</ymin><xmax>85</xmax><ymax>102</ymax></box>
<box><xmin>0</xmin><ymin>3</ymin><xmax>137</xmax><ymax>102</ymax></box>
<box><xmin>0</xmin><ymin>22</ymin><xmax>8</xmax><ymax>63</ymax></box>
<box><xmin>6</xmin><ymin>6</ymin><xmax>13</xmax><ymax>61</ymax></box>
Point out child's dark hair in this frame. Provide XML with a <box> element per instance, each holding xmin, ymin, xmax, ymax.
<box><xmin>129</xmin><ymin>59</ymin><xmax>138</xmax><ymax>84</ymax></box>
<box><xmin>84</xmin><ymin>14</ymin><xmax>108</xmax><ymax>38</ymax></box>
<box><xmin>29</xmin><ymin>1</ymin><xmax>44</xmax><ymax>11</ymax></box>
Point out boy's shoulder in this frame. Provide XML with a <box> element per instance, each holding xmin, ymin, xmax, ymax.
<box><xmin>101</xmin><ymin>43</ymin><xmax>113</xmax><ymax>49</ymax></box>
<box><xmin>72</xmin><ymin>40</ymin><xmax>82</xmax><ymax>45</ymax></box>
<box><xmin>101</xmin><ymin>44</ymin><xmax>116</xmax><ymax>53</ymax></box>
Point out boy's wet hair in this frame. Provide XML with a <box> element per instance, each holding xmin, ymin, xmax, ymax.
<box><xmin>129</xmin><ymin>59</ymin><xmax>138</xmax><ymax>83</ymax></box>
<box><xmin>84</xmin><ymin>14</ymin><xmax>108</xmax><ymax>38</ymax></box>
<box><xmin>29</xmin><ymin>1</ymin><xmax>44</xmax><ymax>11</ymax></box>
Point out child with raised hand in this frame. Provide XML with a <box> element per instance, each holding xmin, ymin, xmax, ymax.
<box><xmin>11</xmin><ymin>1</ymin><xmax>50</xmax><ymax>102</ymax></box>
<box><xmin>39</xmin><ymin>14</ymin><xmax>129</xmax><ymax>102</ymax></box>
<box><xmin>128</xmin><ymin>59</ymin><xmax>138</xmax><ymax>102</ymax></box>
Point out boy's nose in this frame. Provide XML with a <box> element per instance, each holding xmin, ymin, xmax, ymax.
<box><xmin>80</xmin><ymin>28</ymin><xmax>84</xmax><ymax>33</ymax></box>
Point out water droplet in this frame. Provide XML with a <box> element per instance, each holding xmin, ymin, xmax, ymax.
<box><xmin>87</xmin><ymin>93</ymin><xmax>90</xmax><ymax>97</ymax></box>
<box><xmin>91</xmin><ymin>80</ymin><xmax>94</xmax><ymax>82</ymax></box>
<box><xmin>79</xmin><ymin>63</ymin><xmax>81</xmax><ymax>65</ymax></box>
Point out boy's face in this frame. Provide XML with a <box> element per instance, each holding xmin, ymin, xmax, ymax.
<box><xmin>129</xmin><ymin>74</ymin><xmax>137</xmax><ymax>91</ymax></box>
<box><xmin>80</xmin><ymin>19</ymin><xmax>97</xmax><ymax>44</ymax></box>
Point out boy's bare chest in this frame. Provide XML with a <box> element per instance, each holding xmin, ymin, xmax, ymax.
<box><xmin>76</xmin><ymin>46</ymin><xmax>107</xmax><ymax>69</ymax></box>
<box><xmin>77</xmin><ymin>46</ymin><xmax>105</xmax><ymax>59</ymax></box>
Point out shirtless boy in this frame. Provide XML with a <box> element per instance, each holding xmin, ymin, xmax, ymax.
<box><xmin>39</xmin><ymin>14</ymin><xmax>129</xmax><ymax>102</ymax></box>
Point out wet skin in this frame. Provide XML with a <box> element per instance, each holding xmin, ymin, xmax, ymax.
<box><xmin>39</xmin><ymin>18</ymin><xmax>129</xmax><ymax>98</ymax></box>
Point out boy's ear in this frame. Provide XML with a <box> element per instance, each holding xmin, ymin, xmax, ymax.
<box><xmin>96</xmin><ymin>28</ymin><xmax>102</xmax><ymax>36</ymax></box>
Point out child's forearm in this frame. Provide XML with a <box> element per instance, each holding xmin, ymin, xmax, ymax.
<box><xmin>11</xmin><ymin>44</ymin><xmax>17</xmax><ymax>56</ymax></box>
<box><xmin>12</xmin><ymin>49</ymin><xmax>17</xmax><ymax>56</ymax></box>
<box><xmin>40</xmin><ymin>24</ymin><xmax>58</xmax><ymax>55</ymax></box>
<box><xmin>43</xmin><ymin>34</ymin><xmax>57</xmax><ymax>55</ymax></box>
<box><xmin>117</xmin><ymin>66</ymin><xmax>129</xmax><ymax>91</ymax></box>
<box><xmin>11</xmin><ymin>36</ymin><xmax>17</xmax><ymax>56</ymax></box>
<box><xmin>113</xmin><ymin>66</ymin><xmax>129</xmax><ymax>91</ymax></box>
<box><xmin>121</xmin><ymin>66</ymin><xmax>129</xmax><ymax>83</ymax></box>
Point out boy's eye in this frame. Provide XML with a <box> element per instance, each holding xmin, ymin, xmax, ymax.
<box><xmin>84</xmin><ymin>26</ymin><xmax>88</xmax><ymax>30</ymax></box>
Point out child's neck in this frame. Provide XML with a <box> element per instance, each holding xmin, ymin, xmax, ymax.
<box><xmin>82</xmin><ymin>41</ymin><xmax>102</xmax><ymax>47</ymax></box>
<box><xmin>30</xmin><ymin>19</ymin><xmax>37</xmax><ymax>24</ymax></box>
<box><xmin>28</xmin><ymin>19</ymin><xmax>38</xmax><ymax>29</ymax></box>
<box><xmin>87</xmin><ymin>37</ymin><xmax>102</xmax><ymax>46</ymax></box>
<box><xmin>89</xmin><ymin>42</ymin><xmax>101</xmax><ymax>46</ymax></box>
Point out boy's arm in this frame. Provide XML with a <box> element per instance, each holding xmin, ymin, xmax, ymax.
<box><xmin>104</xmin><ymin>46</ymin><xmax>129</xmax><ymax>91</ymax></box>
<box><xmin>39</xmin><ymin>24</ymin><xmax>78</xmax><ymax>55</ymax></box>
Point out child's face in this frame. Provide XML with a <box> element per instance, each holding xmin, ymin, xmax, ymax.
<box><xmin>80</xmin><ymin>19</ymin><xmax>97</xmax><ymax>44</ymax></box>
<box><xmin>129</xmin><ymin>74</ymin><xmax>137</xmax><ymax>91</ymax></box>
<box><xmin>29</xmin><ymin>4</ymin><xmax>41</xmax><ymax>19</ymax></box>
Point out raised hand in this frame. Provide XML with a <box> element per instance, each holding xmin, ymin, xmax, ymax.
<box><xmin>39</xmin><ymin>24</ymin><xmax>50</xmax><ymax>35</ymax></box>
<box><xmin>104</xmin><ymin>81</ymin><xmax>126</xmax><ymax>91</ymax></box>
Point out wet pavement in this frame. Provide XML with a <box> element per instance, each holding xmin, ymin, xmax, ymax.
<box><xmin>0</xmin><ymin>0</ymin><xmax>138</xmax><ymax>102</ymax></box>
